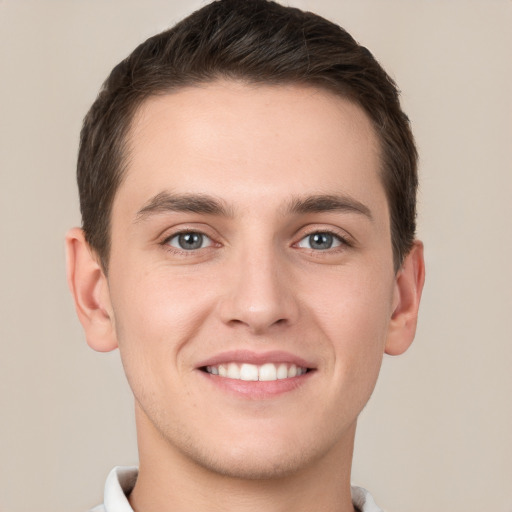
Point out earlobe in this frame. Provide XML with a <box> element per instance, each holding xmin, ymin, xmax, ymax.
<box><xmin>385</xmin><ymin>240</ymin><xmax>425</xmax><ymax>356</ymax></box>
<box><xmin>65</xmin><ymin>227</ymin><xmax>118</xmax><ymax>352</ymax></box>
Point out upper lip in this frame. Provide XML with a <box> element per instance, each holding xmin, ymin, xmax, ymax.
<box><xmin>196</xmin><ymin>350</ymin><xmax>316</xmax><ymax>369</ymax></box>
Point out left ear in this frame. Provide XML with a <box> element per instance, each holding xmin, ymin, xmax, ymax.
<box><xmin>385</xmin><ymin>240</ymin><xmax>425</xmax><ymax>356</ymax></box>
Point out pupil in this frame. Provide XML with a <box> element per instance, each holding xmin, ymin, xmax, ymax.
<box><xmin>179</xmin><ymin>233</ymin><xmax>202</xmax><ymax>250</ymax></box>
<box><xmin>310</xmin><ymin>233</ymin><xmax>332</xmax><ymax>250</ymax></box>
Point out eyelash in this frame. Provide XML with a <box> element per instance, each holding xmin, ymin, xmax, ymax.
<box><xmin>295</xmin><ymin>229</ymin><xmax>352</xmax><ymax>252</ymax></box>
<box><xmin>161</xmin><ymin>230</ymin><xmax>216</xmax><ymax>255</ymax></box>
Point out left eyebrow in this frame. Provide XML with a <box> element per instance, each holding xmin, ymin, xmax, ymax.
<box><xmin>286</xmin><ymin>194</ymin><xmax>373</xmax><ymax>220</ymax></box>
<box><xmin>135</xmin><ymin>191</ymin><xmax>233</xmax><ymax>222</ymax></box>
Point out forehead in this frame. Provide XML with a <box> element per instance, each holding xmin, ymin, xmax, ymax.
<box><xmin>117</xmin><ymin>81</ymin><xmax>386</xmax><ymax>220</ymax></box>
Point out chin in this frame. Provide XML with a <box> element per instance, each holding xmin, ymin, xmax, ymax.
<box><xmin>183</xmin><ymin>441</ymin><xmax>318</xmax><ymax>480</ymax></box>
<box><xmin>168</xmin><ymin>421</ymin><xmax>341</xmax><ymax>481</ymax></box>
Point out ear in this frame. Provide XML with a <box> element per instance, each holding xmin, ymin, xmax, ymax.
<box><xmin>385</xmin><ymin>240</ymin><xmax>425</xmax><ymax>356</ymax></box>
<box><xmin>65</xmin><ymin>227</ymin><xmax>118</xmax><ymax>352</ymax></box>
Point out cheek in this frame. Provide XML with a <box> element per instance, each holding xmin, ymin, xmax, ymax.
<box><xmin>303</xmin><ymin>266</ymin><xmax>394</xmax><ymax>378</ymax></box>
<box><xmin>112</xmin><ymin>270</ymin><xmax>209</xmax><ymax>347</ymax></box>
<box><xmin>108</xmin><ymin>271</ymin><xmax>210</xmax><ymax>416</ymax></box>
<box><xmin>307</xmin><ymin>262</ymin><xmax>393</xmax><ymax>328</ymax></box>
<box><xmin>109</xmin><ymin>265</ymin><xmax>222</xmax><ymax>388</ymax></box>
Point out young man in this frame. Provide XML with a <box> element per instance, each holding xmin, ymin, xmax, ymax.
<box><xmin>66</xmin><ymin>1</ymin><xmax>425</xmax><ymax>511</ymax></box>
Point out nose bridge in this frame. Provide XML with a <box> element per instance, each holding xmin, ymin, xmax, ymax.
<box><xmin>219</xmin><ymin>234</ymin><xmax>298</xmax><ymax>333</ymax></box>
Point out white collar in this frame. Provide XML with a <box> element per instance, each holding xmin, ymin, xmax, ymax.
<box><xmin>96</xmin><ymin>466</ymin><xmax>384</xmax><ymax>512</ymax></box>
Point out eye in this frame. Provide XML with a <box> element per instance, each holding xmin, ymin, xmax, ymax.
<box><xmin>166</xmin><ymin>232</ymin><xmax>213</xmax><ymax>251</ymax></box>
<box><xmin>297</xmin><ymin>232</ymin><xmax>344</xmax><ymax>251</ymax></box>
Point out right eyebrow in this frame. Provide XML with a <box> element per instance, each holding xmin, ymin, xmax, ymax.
<box><xmin>286</xmin><ymin>193</ymin><xmax>373</xmax><ymax>220</ymax></box>
<box><xmin>135</xmin><ymin>191</ymin><xmax>233</xmax><ymax>222</ymax></box>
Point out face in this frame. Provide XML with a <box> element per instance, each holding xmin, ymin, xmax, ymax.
<box><xmin>106</xmin><ymin>81</ymin><xmax>399</xmax><ymax>478</ymax></box>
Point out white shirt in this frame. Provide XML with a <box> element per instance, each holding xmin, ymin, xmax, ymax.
<box><xmin>90</xmin><ymin>466</ymin><xmax>384</xmax><ymax>512</ymax></box>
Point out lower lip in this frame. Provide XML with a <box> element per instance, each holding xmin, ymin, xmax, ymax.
<box><xmin>198</xmin><ymin>370</ymin><xmax>314</xmax><ymax>399</ymax></box>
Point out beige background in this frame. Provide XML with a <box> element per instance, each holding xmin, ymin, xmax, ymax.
<box><xmin>1</xmin><ymin>1</ymin><xmax>511</xmax><ymax>511</ymax></box>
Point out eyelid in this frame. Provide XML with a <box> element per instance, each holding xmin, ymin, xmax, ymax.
<box><xmin>296</xmin><ymin>232</ymin><xmax>343</xmax><ymax>250</ymax></box>
<box><xmin>293</xmin><ymin>226</ymin><xmax>354</xmax><ymax>251</ymax></box>
<box><xmin>166</xmin><ymin>231</ymin><xmax>214</xmax><ymax>250</ymax></box>
<box><xmin>159</xmin><ymin>225</ymin><xmax>222</xmax><ymax>255</ymax></box>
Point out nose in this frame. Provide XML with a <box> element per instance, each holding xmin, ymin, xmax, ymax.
<box><xmin>218</xmin><ymin>246</ymin><xmax>300</xmax><ymax>334</ymax></box>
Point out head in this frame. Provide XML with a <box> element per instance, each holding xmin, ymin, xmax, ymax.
<box><xmin>68</xmin><ymin>0</ymin><xmax>424</xmax><ymax>487</ymax></box>
<box><xmin>78</xmin><ymin>0</ymin><xmax>417</xmax><ymax>273</ymax></box>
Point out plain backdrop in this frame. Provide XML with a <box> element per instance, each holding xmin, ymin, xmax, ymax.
<box><xmin>0</xmin><ymin>1</ymin><xmax>511</xmax><ymax>511</ymax></box>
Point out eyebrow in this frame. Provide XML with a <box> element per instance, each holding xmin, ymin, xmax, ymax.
<box><xmin>286</xmin><ymin>194</ymin><xmax>373</xmax><ymax>220</ymax></box>
<box><xmin>135</xmin><ymin>191</ymin><xmax>232</xmax><ymax>221</ymax></box>
<box><xmin>135</xmin><ymin>191</ymin><xmax>372</xmax><ymax>222</ymax></box>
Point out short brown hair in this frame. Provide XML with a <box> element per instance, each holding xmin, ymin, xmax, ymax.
<box><xmin>78</xmin><ymin>0</ymin><xmax>418</xmax><ymax>271</ymax></box>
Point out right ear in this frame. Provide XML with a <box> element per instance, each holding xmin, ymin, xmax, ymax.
<box><xmin>65</xmin><ymin>228</ymin><xmax>118</xmax><ymax>352</ymax></box>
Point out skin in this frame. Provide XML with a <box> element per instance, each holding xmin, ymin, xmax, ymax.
<box><xmin>67</xmin><ymin>81</ymin><xmax>425</xmax><ymax>512</ymax></box>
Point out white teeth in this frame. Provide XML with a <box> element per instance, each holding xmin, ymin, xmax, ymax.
<box><xmin>276</xmin><ymin>363</ymin><xmax>288</xmax><ymax>379</ymax></box>
<box><xmin>259</xmin><ymin>363</ymin><xmax>277</xmax><ymax>381</ymax></box>
<box><xmin>240</xmin><ymin>363</ymin><xmax>259</xmax><ymax>381</ymax></box>
<box><xmin>227</xmin><ymin>362</ymin><xmax>240</xmax><ymax>379</ymax></box>
<box><xmin>205</xmin><ymin>362</ymin><xmax>308</xmax><ymax>381</ymax></box>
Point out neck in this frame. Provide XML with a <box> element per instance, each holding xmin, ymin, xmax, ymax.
<box><xmin>129</xmin><ymin>404</ymin><xmax>357</xmax><ymax>512</ymax></box>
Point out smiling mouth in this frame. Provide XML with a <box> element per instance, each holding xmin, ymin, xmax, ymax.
<box><xmin>201</xmin><ymin>362</ymin><xmax>310</xmax><ymax>382</ymax></box>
